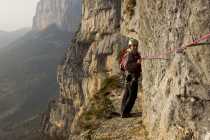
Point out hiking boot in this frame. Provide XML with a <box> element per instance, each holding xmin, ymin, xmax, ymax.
<box><xmin>121</xmin><ymin>113</ymin><xmax>132</xmax><ymax>118</ymax></box>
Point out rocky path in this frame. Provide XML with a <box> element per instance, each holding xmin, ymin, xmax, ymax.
<box><xmin>71</xmin><ymin>90</ymin><xmax>147</xmax><ymax>140</ymax></box>
<box><xmin>92</xmin><ymin>113</ymin><xmax>146</xmax><ymax>140</ymax></box>
<box><xmin>89</xmin><ymin>91</ymin><xmax>147</xmax><ymax>140</ymax></box>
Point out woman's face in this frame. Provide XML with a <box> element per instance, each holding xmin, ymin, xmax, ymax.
<box><xmin>131</xmin><ymin>45</ymin><xmax>138</xmax><ymax>52</ymax></box>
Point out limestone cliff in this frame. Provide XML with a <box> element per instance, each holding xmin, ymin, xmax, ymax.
<box><xmin>42</xmin><ymin>0</ymin><xmax>210</xmax><ymax>140</ymax></box>
<box><xmin>121</xmin><ymin>1</ymin><xmax>210</xmax><ymax>139</ymax></box>
<box><xmin>41</xmin><ymin>0</ymin><xmax>130</xmax><ymax>139</ymax></box>
<box><xmin>33</xmin><ymin>0</ymin><xmax>81</xmax><ymax>32</ymax></box>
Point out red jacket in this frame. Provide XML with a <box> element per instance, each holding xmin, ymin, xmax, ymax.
<box><xmin>123</xmin><ymin>51</ymin><xmax>141</xmax><ymax>77</ymax></box>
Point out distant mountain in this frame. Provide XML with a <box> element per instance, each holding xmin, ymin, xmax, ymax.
<box><xmin>0</xmin><ymin>28</ymin><xmax>30</xmax><ymax>48</ymax></box>
<box><xmin>0</xmin><ymin>25</ymin><xmax>74</xmax><ymax>140</ymax></box>
<box><xmin>33</xmin><ymin>0</ymin><xmax>82</xmax><ymax>32</ymax></box>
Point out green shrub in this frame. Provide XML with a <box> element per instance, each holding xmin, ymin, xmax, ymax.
<box><xmin>76</xmin><ymin>75</ymin><xmax>122</xmax><ymax>132</ymax></box>
<box><xmin>100</xmin><ymin>75</ymin><xmax>122</xmax><ymax>94</ymax></box>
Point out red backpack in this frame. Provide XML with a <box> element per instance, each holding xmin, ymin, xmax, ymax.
<box><xmin>119</xmin><ymin>48</ymin><xmax>128</xmax><ymax>71</ymax></box>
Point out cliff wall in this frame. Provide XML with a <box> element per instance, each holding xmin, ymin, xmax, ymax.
<box><xmin>33</xmin><ymin>0</ymin><xmax>81</xmax><ymax>32</ymax></box>
<box><xmin>42</xmin><ymin>0</ymin><xmax>210</xmax><ymax>140</ymax></box>
<box><xmin>121</xmin><ymin>1</ymin><xmax>210</xmax><ymax>139</ymax></box>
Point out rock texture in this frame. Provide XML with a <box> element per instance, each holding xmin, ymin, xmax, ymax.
<box><xmin>121</xmin><ymin>1</ymin><xmax>210</xmax><ymax>140</ymax></box>
<box><xmin>42</xmin><ymin>0</ymin><xmax>210</xmax><ymax>140</ymax></box>
<box><xmin>33</xmin><ymin>0</ymin><xmax>81</xmax><ymax>32</ymax></box>
<box><xmin>41</xmin><ymin>0</ymin><xmax>132</xmax><ymax>139</ymax></box>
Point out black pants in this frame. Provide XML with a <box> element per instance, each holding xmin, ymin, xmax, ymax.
<box><xmin>121</xmin><ymin>75</ymin><xmax>139</xmax><ymax>115</ymax></box>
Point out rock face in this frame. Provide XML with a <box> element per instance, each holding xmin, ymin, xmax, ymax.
<box><xmin>33</xmin><ymin>0</ymin><xmax>81</xmax><ymax>32</ymax></box>
<box><xmin>121</xmin><ymin>1</ymin><xmax>210</xmax><ymax>140</ymax></box>
<box><xmin>41</xmin><ymin>0</ymin><xmax>130</xmax><ymax>139</ymax></box>
<box><xmin>43</xmin><ymin>0</ymin><xmax>210</xmax><ymax>140</ymax></box>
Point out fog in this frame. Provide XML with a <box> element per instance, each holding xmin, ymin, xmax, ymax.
<box><xmin>0</xmin><ymin>0</ymin><xmax>40</xmax><ymax>31</ymax></box>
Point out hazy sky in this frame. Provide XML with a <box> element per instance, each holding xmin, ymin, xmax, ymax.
<box><xmin>0</xmin><ymin>0</ymin><xmax>40</xmax><ymax>31</ymax></box>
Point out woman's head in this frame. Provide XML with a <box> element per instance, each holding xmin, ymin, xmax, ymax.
<box><xmin>128</xmin><ymin>38</ymin><xmax>138</xmax><ymax>52</ymax></box>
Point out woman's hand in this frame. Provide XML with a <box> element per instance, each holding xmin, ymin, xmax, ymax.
<box><xmin>137</xmin><ymin>59</ymin><xmax>141</xmax><ymax>64</ymax></box>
